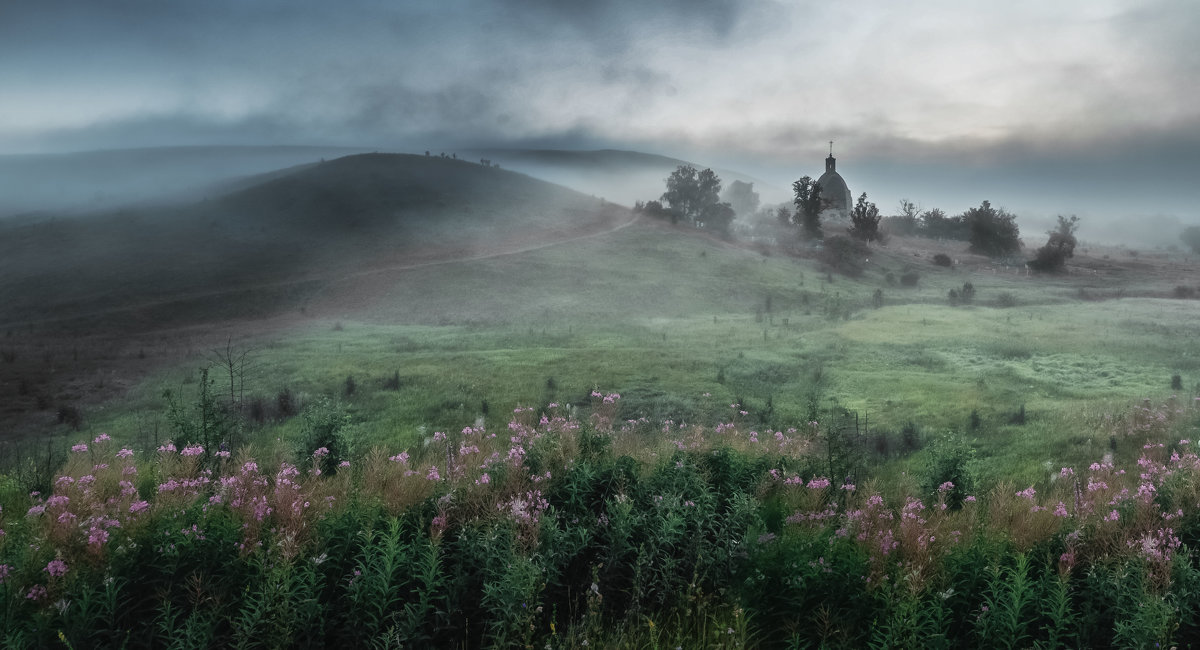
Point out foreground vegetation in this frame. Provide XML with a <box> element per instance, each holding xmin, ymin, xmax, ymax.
<box><xmin>3</xmin><ymin>390</ymin><xmax>1200</xmax><ymax>648</ymax></box>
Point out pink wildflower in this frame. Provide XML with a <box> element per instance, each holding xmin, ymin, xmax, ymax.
<box><xmin>180</xmin><ymin>444</ymin><xmax>204</xmax><ymax>457</ymax></box>
<box><xmin>129</xmin><ymin>500</ymin><xmax>150</xmax><ymax>514</ymax></box>
<box><xmin>117</xmin><ymin>448</ymin><xmax>134</xmax><ymax>459</ymax></box>
<box><xmin>45</xmin><ymin>559</ymin><xmax>68</xmax><ymax>577</ymax></box>
<box><xmin>312</xmin><ymin>447</ymin><xmax>329</xmax><ymax>458</ymax></box>
<box><xmin>88</xmin><ymin>526</ymin><xmax>109</xmax><ymax>547</ymax></box>
<box><xmin>93</xmin><ymin>433</ymin><xmax>111</xmax><ymax>443</ymax></box>
<box><xmin>71</xmin><ymin>443</ymin><xmax>88</xmax><ymax>453</ymax></box>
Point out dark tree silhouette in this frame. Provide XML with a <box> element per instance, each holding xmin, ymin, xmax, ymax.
<box><xmin>1182</xmin><ymin>226</ymin><xmax>1200</xmax><ymax>255</ymax></box>
<box><xmin>848</xmin><ymin>192</ymin><xmax>882</xmax><ymax>242</ymax></box>
<box><xmin>1028</xmin><ymin>215</ymin><xmax>1080</xmax><ymax>272</ymax></box>
<box><xmin>661</xmin><ymin>165</ymin><xmax>731</xmax><ymax>233</ymax></box>
<box><xmin>965</xmin><ymin>201</ymin><xmax>1022</xmax><ymax>257</ymax></box>
<box><xmin>792</xmin><ymin>176</ymin><xmax>823</xmax><ymax>239</ymax></box>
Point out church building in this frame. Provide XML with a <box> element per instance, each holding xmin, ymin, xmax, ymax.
<box><xmin>816</xmin><ymin>142</ymin><xmax>852</xmax><ymax>220</ymax></box>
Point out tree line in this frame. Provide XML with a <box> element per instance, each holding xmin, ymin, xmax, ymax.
<box><xmin>641</xmin><ymin>164</ymin><xmax>1085</xmax><ymax>272</ymax></box>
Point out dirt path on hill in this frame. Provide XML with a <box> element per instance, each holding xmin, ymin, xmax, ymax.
<box><xmin>3</xmin><ymin>208</ymin><xmax>642</xmax><ymax>333</ymax></box>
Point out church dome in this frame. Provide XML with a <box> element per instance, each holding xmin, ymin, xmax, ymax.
<box><xmin>816</xmin><ymin>151</ymin><xmax>852</xmax><ymax>216</ymax></box>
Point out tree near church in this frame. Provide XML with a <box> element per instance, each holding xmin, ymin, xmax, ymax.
<box><xmin>722</xmin><ymin>180</ymin><xmax>760</xmax><ymax>217</ymax></box>
<box><xmin>792</xmin><ymin>176</ymin><xmax>823</xmax><ymax>239</ymax></box>
<box><xmin>848</xmin><ymin>192</ymin><xmax>882</xmax><ymax>242</ymax></box>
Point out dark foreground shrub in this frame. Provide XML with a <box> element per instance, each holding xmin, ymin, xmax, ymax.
<box><xmin>819</xmin><ymin>235</ymin><xmax>870</xmax><ymax>277</ymax></box>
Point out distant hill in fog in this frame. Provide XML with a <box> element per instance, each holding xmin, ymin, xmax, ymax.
<box><xmin>0</xmin><ymin>153</ymin><xmax>627</xmax><ymax>330</ymax></box>
<box><xmin>0</xmin><ymin>145</ymin><xmax>372</xmax><ymax>218</ymax></box>
<box><xmin>460</xmin><ymin>148</ymin><xmax>777</xmax><ymax>207</ymax></box>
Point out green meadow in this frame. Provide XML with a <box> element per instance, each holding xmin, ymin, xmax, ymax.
<box><xmin>75</xmin><ymin>216</ymin><xmax>1200</xmax><ymax>492</ymax></box>
<box><xmin>6</xmin><ymin>155</ymin><xmax>1200</xmax><ymax>647</ymax></box>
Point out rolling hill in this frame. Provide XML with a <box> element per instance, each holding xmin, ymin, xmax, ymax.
<box><xmin>0</xmin><ymin>145</ymin><xmax>374</xmax><ymax>219</ymax></box>
<box><xmin>0</xmin><ymin>153</ymin><xmax>631</xmax><ymax>332</ymax></box>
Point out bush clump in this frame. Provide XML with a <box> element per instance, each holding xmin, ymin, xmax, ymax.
<box><xmin>819</xmin><ymin>235</ymin><xmax>870</xmax><ymax>277</ymax></box>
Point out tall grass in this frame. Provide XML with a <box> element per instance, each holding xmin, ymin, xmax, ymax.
<box><xmin>3</xmin><ymin>393</ymin><xmax>1200</xmax><ymax>647</ymax></box>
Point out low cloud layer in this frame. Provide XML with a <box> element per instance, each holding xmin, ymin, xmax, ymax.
<box><xmin>2</xmin><ymin>0</ymin><xmax>1197</xmax><ymax>227</ymax></box>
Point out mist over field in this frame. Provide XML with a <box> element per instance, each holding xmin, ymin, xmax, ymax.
<box><xmin>4</xmin><ymin>1</ymin><xmax>1200</xmax><ymax>648</ymax></box>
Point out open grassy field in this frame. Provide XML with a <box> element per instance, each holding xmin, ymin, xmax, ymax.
<box><xmin>4</xmin><ymin>153</ymin><xmax>1200</xmax><ymax>647</ymax></box>
<box><xmin>13</xmin><ymin>209</ymin><xmax>1195</xmax><ymax>493</ymax></box>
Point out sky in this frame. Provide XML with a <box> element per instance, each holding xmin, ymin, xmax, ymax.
<box><xmin>2</xmin><ymin>0</ymin><xmax>1198</xmax><ymax>240</ymax></box>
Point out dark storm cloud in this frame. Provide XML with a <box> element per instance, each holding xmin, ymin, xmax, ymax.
<box><xmin>2</xmin><ymin>0</ymin><xmax>1198</xmax><ymax>232</ymax></box>
<box><xmin>504</xmin><ymin>0</ymin><xmax>744</xmax><ymax>45</ymax></box>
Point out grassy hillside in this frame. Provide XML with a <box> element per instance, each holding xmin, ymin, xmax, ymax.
<box><xmin>0</xmin><ymin>153</ymin><xmax>623</xmax><ymax>331</ymax></box>
<box><xmin>20</xmin><ymin>214</ymin><xmax>1193</xmax><ymax>490</ymax></box>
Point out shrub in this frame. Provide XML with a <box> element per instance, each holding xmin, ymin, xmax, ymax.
<box><xmin>900</xmin><ymin>421</ymin><xmax>921</xmax><ymax>453</ymax></box>
<box><xmin>899</xmin><ymin>269</ymin><xmax>920</xmax><ymax>287</ymax></box>
<box><xmin>1028</xmin><ymin>216</ymin><xmax>1080</xmax><ymax>273</ymax></box>
<box><xmin>960</xmin><ymin>282</ymin><xmax>975</xmax><ymax>304</ymax></box>
<box><xmin>932</xmin><ymin>253</ymin><xmax>953</xmax><ymax>267</ymax></box>
<box><xmin>1172</xmin><ymin>374</ymin><xmax>1183</xmax><ymax>391</ymax></box>
<box><xmin>994</xmin><ymin>292</ymin><xmax>1018</xmax><ymax>308</ymax></box>
<box><xmin>921</xmin><ymin>432</ymin><xmax>976</xmax><ymax>508</ymax></box>
<box><xmin>277</xmin><ymin>388</ymin><xmax>297</xmax><ymax>418</ymax></box>
<box><xmin>1009</xmin><ymin>404</ymin><xmax>1026</xmax><ymax>425</ymax></box>
<box><xmin>965</xmin><ymin>201</ymin><xmax>1022</xmax><ymax>258</ymax></box>
<box><xmin>1173</xmin><ymin>285</ymin><xmax>1196</xmax><ymax>299</ymax></box>
<box><xmin>383</xmin><ymin>370</ymin><xmax>401</xmax><ymax>391</ymax></box>
<box><xmin>56</xmin><ymin>404</ymin><xmax>83</xmax><ymax>430</ymax></box>
<box><xmin>819</xmin><ymin>235</ymin><xmax>870</xmax><ymax>277</ymax></box>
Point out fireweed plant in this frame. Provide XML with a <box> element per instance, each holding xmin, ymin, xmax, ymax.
<box><xmin>2</xmin><ymin>394</ymin><xmax>1200</xmax><ymax>647</ymax></box>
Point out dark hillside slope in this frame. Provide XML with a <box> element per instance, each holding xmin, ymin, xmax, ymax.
<box><xmin>0</xmin><ymin>153</ymin><xmax>628</xmax><ymax>331</ymax></box>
